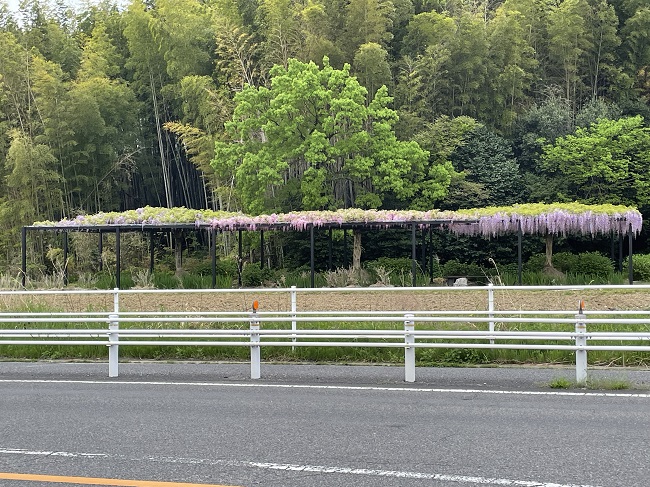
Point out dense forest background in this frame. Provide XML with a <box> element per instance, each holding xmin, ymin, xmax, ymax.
<box><xmin>1</xmin><ymin>0</ymin><xmax>650</xmax><ymax>274</ymax></box>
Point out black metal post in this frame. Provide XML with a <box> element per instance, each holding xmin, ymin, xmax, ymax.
<box><xmin>411</xmin><ymin>223</ymin><xmax>417</xmax><ymax>287</ymax></box>
<box><xmin>63</xmin><ymin>231</ymin><xmax>68</xmax><ymax>286</ymax></box>
<box><xmin>98</xmin><ymin>231</ymin><xmax>103</xmax><ymax>271</ymax></box>
<box><xmin>618</xmin><ymin>232</ymin><xmax>624</xmax><ymax>272</ymax></box>
<box><xmin>328</xmin><ymin>227</ymin><xmax>333</xmax><ymax>271</ymax></box>
<box><xmin>115</xmin><ymin>227</ymin><xmax>121</xmax><ymax>289</ymax></box>
<box><xmin>238</xmin><ymin>229</ymin><xmax>243</xmax><ymax>287</ymax></box>
<box><xmin>343</xmin><ymin>229</ymin><xmax>348</xmax><ymax>268</ymax></box>
<box><xmin>310</xmin><ymin>225</ymin><xmax>315</xmax><ymax>288</ymax></box>
<box><xmin>628</xmin><ymin>223</ymin><xmax>634</xmax><ymax>284</ymax></box>
<box><xmin>420</xmin><ymin>227</ymin><xmax>427</xmax><ymax>270</ymax></box>
<box><xmin>260</xmin><ymin>230</ymin><xmax>265</xmax><ymax>270</ymax></box>
<box><xmin>429</xmin><ymin>227</ymin><xmax>434</xmax><ymax>282</ymax></box>
<box><xmin>21</xmin><ymin>227</ymin><xmax>26</xmax><ymax>287</ymax></box>
<box><xmin>517</xmin><ymin>222</ymin><xmax>523</xmax><ymax>286</ymax></box>
<box><xmin>149</xmin><ymin>230</ymin><xmax>155</xmax><ymax>274</ymax></box>
<box><xmin>211</xmin><ymin>228</ymin><xmax>217</xmax><ymax>289</ymax></box>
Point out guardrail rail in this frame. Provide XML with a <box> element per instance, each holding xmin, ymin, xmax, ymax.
<box><xmin>1</xmin><ymin>285</ymin><xmax>650</xmax><ymax>383</ymax></box>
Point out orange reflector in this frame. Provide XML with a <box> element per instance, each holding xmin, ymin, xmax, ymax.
<box><xmin>252</xmin><ymin>300</ymin><xmax>259</xmax><ymax>311</ymax></box>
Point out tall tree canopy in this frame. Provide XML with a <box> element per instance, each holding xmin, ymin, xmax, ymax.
<box><xmin>541</xmin><ymin>116</ymin><xmax>650</xmax><ymax>209</ymax></box>
<box><xmin>212</xmin><ymin>58</ymin><xmax>431</xmax><ymax>214</ymax></box>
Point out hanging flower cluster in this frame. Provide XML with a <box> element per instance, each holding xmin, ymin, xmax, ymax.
<box><xmin>449</xmin><ymin>203</ymin><xmax>643</xmax><ymax>237</ymax></box>
<box><xmin>34</xmin><ymin>203</ymin><xmax>642</xmax><ymax>236</ymax></box>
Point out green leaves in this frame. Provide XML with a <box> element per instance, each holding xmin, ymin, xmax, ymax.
<box><xmin>212</xmin><ymin>57</ymin><xmax>431</xmax><ymax>214</ymax></box>
<box><xmin>541</xmin><ymin>116</ymin><xmax>650</xmax><ymax>208</ymax></box>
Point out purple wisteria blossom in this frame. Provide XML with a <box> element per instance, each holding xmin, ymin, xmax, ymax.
<box><xmin>32</xmin><ymin>204</ymin><xmax>642</xmax><ymax>237</ymax></box>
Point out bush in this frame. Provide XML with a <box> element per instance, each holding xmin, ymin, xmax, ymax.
<box><xmin>633</xmin><ymin>254</ymin><xmax>650</xmax><ymax>281</ymax></box>
<box><xmin>440</xmin><ymin>259</ymin><xmax>483</xmax><ymax>277</ymax></box>
<box><xmin>553</xmin><ymin>252</ymin><xmax>579</xmax><ymax>273</ymax></box>
<box><xmin>571</xmin><ymin>252</ymin><xmax>613</xmax><ymax>277</ymax></box>
<box><xmin>216</xmin><ymin>258</ymin><xmax>239</xmax><ymax>278</ymax></box>
<box><xmin>524</xmin><ymin>254</ymin><xmax>546</xmax><ymax>272</ymax></box>
<box><xmin>241</xmin><ymin>263</ymin><xmax>274</xmax><ymax>287</ymax></box>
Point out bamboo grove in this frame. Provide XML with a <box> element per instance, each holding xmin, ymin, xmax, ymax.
<box><xmin>1</xmin><ymin>0</ymin><xmax>649</xmax><ymax>270</ymax></box>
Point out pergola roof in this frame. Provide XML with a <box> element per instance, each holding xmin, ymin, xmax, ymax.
<box><xmin>28</xmin><ymin>203</ymin><xmax>642</xmax><ymax>236</ymax></box>
<box><xmin>22</xmin><ymin>203</ymin><xmax>642</xmax><ymax>288</ymax></box>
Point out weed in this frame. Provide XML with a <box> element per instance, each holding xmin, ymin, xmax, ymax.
<box><xmin>549</xmin><ymin>377</ymin><xmax>572</xmax><ymax>389</ymax></box>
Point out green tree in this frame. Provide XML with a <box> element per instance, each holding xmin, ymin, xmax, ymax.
<box><xmin>412</xmin><ymin>115</ymin><xmax>477</xmax><ymax>209</ymax></box>
<box><xmin>0</xmin><ymin>129</ymin><xmax>61</xmax><ymax>226</ymax></box>
<box><xmin>343</xmin><ymin>0</ymin><xmax>395</xmax><ymax>59</ymax></box>
<box><xmin>618</xmin><ymin>2</ymin><xmax>650</xmax><ymax>101</ymax></box>
<box><xmin>401</xmin><ymin>10</ymin><xmax>456</xmax><ymax>57</ymax></box>
<box><xmin>487</xmin><ymin>6</ymin><xmax>537</xmax><ymax>130</ymax></box>
<box><xmin>212</xmin><ymin>58</ymin><xmax>431</xmax><ymax>214</ymax></box>
<box><xmin>583</xmin><ymin>0</ymin><xmax>623</xmax><ymax>100</ymax></box>
<box><xmin>541</xmin><ymin>116</ymin><xmax>650</xmax><ymax>208</ymax></box>
<box><xmin>547</xmin><ymin>0</ymin><xmax>592</xmax><ymax>107</ymax></box>
<box><xmin>450</xmin><ymin>125</ymin><xmax>525</xmax><ymax>206</ymax></box>
<box><xmin>256</xmin><ymin>0</ymin><xmax>302</xmax><ymax>69</ymax></box>
<box><xmin>445</xmin><ymin>12</ymin><xmax>489</xmax><ymax>118</ymax></box>
<box><xmin>352</xmin><ymin>42</ymin><xmax>392</xmax><ymax>100</ymax></box>
<box><xmin>297</xmin><ymin>0</ymin><xmax>344</xmax><ymax>66</ymax></box>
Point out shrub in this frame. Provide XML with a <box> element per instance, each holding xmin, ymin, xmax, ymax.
<box><xmin>241</xmin><ymin>263</ymin><xmax>274</xmax><ymax>287</ymax></box>
<box><xmin>183</xmin><ymin>257</ymin><xmax>213</xmax><ymax>276</ymax></box>
<box><xmin>553</xmin><ymin>252</ymin><xmax>579</xmax><ymax>273</ymax></box>
<box><xmin>572</xmin><ymin>252</ymin><xmax>613</xmax><ymax>277</ymax></box>
<box><xmin>633</xmin><ymin>254</ymin><xmax>650</xmax><ymax>281</ymax></box>
<box><xmin>440</xmin><ymin>259</ymin><xmax>483</xmax><ymax>277</ymax></box>
<box><xmin>524</xmin><ymin>254</ymin><xmax>546</xmax><ymax>272</ymax></box>
<box><xmin>216</xmin><ymin>258</ymin><xmax>239</xmax><ymax>278</ymax></box>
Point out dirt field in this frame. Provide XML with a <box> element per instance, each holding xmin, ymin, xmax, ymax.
<box><xmin>2</xmin><ymin>286</ymin><xmax>650</xmax><ymax>313</ymax></box>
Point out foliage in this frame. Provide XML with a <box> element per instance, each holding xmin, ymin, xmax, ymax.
<box><xmin>450</xmin><ymin>126</ymin><xmax>525</xmax><ymax>206</ymax></box>
<box><xmin>3</xmin><ymin>0</ymin><xmax>650</xmax><ymax>271</ymax></box>
<box><xmin>525</xmin><ymin>251</ymin><xmax>613</xmax><ymax>277</ymax></box>
<box><xmin>549</xmin><ymin>377</ymin><xmax>572</xmax><ymax>389</ymax></box>
<box><xmin>365</xmin><ymin>257</ymin><xmax>413</xmax><ymax>276</ymax></box>
<box><xmin>541</xmin><ymin>117</ymin><xmax>650</xmax><ymax>209</ymax></box>
<box><xmin>440</xmin><ymin>259</ymin><xmax>484</xmax><ymax>278</ymax></box>
<box><xmin>633</xmin><ymin>254</ymin><xmax>650</xmax><ymax>282</ymax></box>
<box><xmin>552</xmin><ymin>252</ymin><xmax>579</xmax><ymax>273</ymax></box>
<box><xmin>212</xmin><ymin>58</ymin><xmax>431</xmax><ymax>213</ymax></box>
<box><xmin>570</xmin><ymin>252</ymin><xmax>614</xmax><ymax>278</ymax></box>
<box><xmin>241</xmin><ymin>263</ymin><xmax>274</xmax><ymax>287</ymax></box>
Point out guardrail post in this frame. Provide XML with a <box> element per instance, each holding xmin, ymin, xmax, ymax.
<box><xmin>575</xmin><ymin>301</ymin><xmax>587</xmax><ymax>385</ymax></box>
<box><xmin>291</xmin><ymin>285</ymin><xmax>297</xmax><ymax>351</ymax></box>
<box><xmin>404</xmin><ymin>313</ymin><xmax>415</xmax><ymax>383</ymax></box>
<box><xmin>108</xmin><ymin>287</ymin><xmax>119</xmax><ymax>378</ymax></box>
<box><xmin>250</xmin><ymin>300</ymin><xmax>261</xmax><ymax>379</ymax></box>
<box><xmin>488</xmin><ymin>283</ymin><xmax>494</xmax><ymax>345</ymax></box>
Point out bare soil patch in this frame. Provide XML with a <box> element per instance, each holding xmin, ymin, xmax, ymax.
<box><xmin>2</xmin><ymin>287</ymin><xmax>649</xmax><ymax>313</ymax></box>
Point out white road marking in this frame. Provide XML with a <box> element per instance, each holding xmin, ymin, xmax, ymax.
<box><xmin>0</xmin><ymin>378</ymin><xmax>649</xmax><ymax>398</ymax></box>
<box><xmin>0</xmin><ymin>448</ymin><xmax>600</xmax><ymax>487</ymax></box>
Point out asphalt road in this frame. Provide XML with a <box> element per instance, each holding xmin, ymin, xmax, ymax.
<box><xmin>0</xmin><ymin>362</ymin><xmax>649</xmax><ymax>487</ymax></box>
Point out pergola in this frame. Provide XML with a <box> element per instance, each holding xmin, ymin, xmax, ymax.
<box><xmin>22</xmin><ymin>204</ymin><xmax>643</xmax><ymax>288</ymax></box>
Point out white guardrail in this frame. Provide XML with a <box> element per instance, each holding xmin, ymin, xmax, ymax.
<box><xmin>1</xmin><ymin>284</ymin><xmax>650</xmax><ymax>383</ymax></box>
